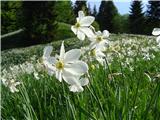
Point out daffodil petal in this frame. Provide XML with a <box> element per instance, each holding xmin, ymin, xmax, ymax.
<box><xmin>76</xmin><ymin>17</ymin><xmax>80</xmax><ymax>22</ymax></box>
<box><xmin>80</xmin><ymin>16</ymin><xmax>95</xmax><ymax>26</ymax></box>
<box><xmin>96</xmin><ymin>31</ymin><xmax>102</xmax><ymax>36</ymax></box>
<box><xmin>79</xmin><ymin>78</ymin><xmax>89</xmax><ymax>86</ymax></box>
<box><xmin>64</xmin><ymin>49</ymin><xmax>81</xmax><ymax>63</ymax></box>
<box><xmin>152</xmin><ymin>28</ymin><xmax>160</xmax><ymax>36</ymax></box>
<box><xmin>156</xmin><ymin>36</ymin><xmax>160</xmax><ymax>43</ymax></box>
<box><xmin>88</xmin><ymin>35</ymin><xmax>96</xmax><ymax>42</ymax></box>
<box><xmin>47</xmin><ymin>57</ymin><xmax>56</xmax><ymax>64</ymax></box>
<box><xmin>62</xmin><ymin>73</ymin><xmax>77</xmax><ymax>85</ymax></box>
<box><xmin>69</xmin><ymin>84</ymin><xmax>83</xmax><ymax>92</ymax></box>
<box><xmin>97</xmin><ymin>58</ymin><xmax>105</xmax><ymax>65</ymax></box>
<box><xmin>60</xmin><ymin>41</ymin><xmax>65</xmax><ymax>60</ymax></box>
<box><xmin>78</xmin><ymin>11</ymin><xmax>85</xmax><ymax>20</ymax></box>
<box><xmin>89</xmin><ymin>41</ymin><xmax>97</xmax><ymax>49</ymax></box>
<box><xmin>14</xmin><ymin>82</ymin><xmax>21</xmax><ymax>86</ymax></box>
<box><xmin>43</xmin><ymin>46</ymin><xmax>53</xmax><ymax>58</ymax></box>
<box><xmin>80</xmin><ymin>27</ymin><xmax>94</xmax><ymax>38</ymax></box>
<box><xmin>46</xmin><ymin>64</ymin><xmax>55</xmax><ymax>75</ymax></box>
<box><xmin>103</xmin><ymin>30</ymin><xmax>109</xmax><ymax>38</ymax></box>
<box><xmin>71</xmin><ymin>26</ymin><xmax>77</xmax><ymax>35</ymax></box>
<box><xmin>96</xmin><ymin>50</ymin><xmax>105</xmax><ymax>57</ymax></box>
<box><xmin>65</xmin><ymin>61</ymin><xmax>88</xmax><ymax>75</ymax></box>
<box><xmin>56</xmin><ymin>70</ymin><xmax>62</xmax><ymax>82</ymax></box>
<box><xmin>77</xmin><ymin>30</ymin><xmax>85</xmax><ymax>40</ymax></box>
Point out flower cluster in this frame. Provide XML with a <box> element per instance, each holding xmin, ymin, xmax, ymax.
<box><xmin>1</xmin><ymin>61</ymin><xmax>43</xmax><ymax>93</ymax></box>
<box><xmin>42</xmin><ymin>11</ymin><xmax>110</xmax><ymax>92</ymax></box>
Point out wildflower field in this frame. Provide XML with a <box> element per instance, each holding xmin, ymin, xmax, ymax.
<box><xmin>1</xmin><ymin>11</ymin><xmax>160</xmax><ymax>120</ymax></box>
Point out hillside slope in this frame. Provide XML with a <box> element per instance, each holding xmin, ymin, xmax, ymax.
<box><xmin>1</xmin><ymin>34</ymin><xmax>155</xmax><ymax>69</ymax></box>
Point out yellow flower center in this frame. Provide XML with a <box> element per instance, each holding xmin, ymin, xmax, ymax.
<box><xmin>91</xmin><ymin>64</ymin><xmax>95</xmax><ymax>70</ymax></box>
<box><xmin>96</xmin><ymin>36</ymin><xmax>103</xmax><ymax>42</ymax></box>
<box><xmin>55</xmin><ymin>61</ymin><xmax>64</xmax><ymax>70</ymax></box>
<box><xmin>75</xmin><ymin>22</ymin><xmax>80</xmax><ymax>28</ymax></box>
<box><xmin>90</xmin><ymin>49</ymin><xmax>96</xmax><ymax>56</ymax></box>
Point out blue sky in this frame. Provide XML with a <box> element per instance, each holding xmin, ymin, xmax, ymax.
<box><xmin>72</xmin><ymin>0</ymin><xmax>148</xmax><ymax>15</ymax></box>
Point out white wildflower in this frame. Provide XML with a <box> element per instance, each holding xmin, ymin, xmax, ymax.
<box><xmin>89</xmin><ymin>30</ymin><xmax>109</xmax><ymax>50</ymax></box>
<box><xmin>43</xmin><ymin>41</ymin><xmax>88</xmax><ymax>92</ymax></box>
<box><xmin>89</xmin><ymin>48</ymin><xmax>106</xmax><ymax>65</ymax></box>
<box><xmin>2</xmin><ymin>78</ymin><xmax>20</xmax><ymax>93</ymax></box>
<box><xmin>71</xmin><ymin>11</ymin><xmax>95</xmax><ymax>40</ymax></box>
<box><xmin>152</xmin><ymin>28</ymin><xmax>160</xmax><ymax>46</ymax></box>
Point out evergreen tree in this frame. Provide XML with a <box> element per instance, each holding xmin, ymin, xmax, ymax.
<box><xmin>55</xmin><ymin>1</ymin><xmax>75</xmax><ymax>24</ymax></box>
<box><xmin>97</xmin><ymin>1</ymin><xmax>118</xmax><ymax>32</ymax></box>
<box><xmin>129</xmin><ymin>0</ymin><xmax>145</xmax><ymax>34</ymax></box>
<box><xmin>22</xmin><ymin>1</ymin><xmax>57</xmax><ymax>44</ymax></box>
<box><xmin>146</xmin><ymin>1</ymin><xmax>160</xmax><ymax>34</ymax></box>
<box><xmin>1</xmin><ymin>1</ymin><xmax>22</xmax><ymax>34</ymax></box>
<box><xmin>74</xmin><ymin>0</ymin><xmax>88</xmax><ymax>17</ymax></box>
<box><xmin>92</xmin><ymin>5</ymin><xmax>97</xmax><ymax>17</ymax></box>
<box><xmin>88</xmin><ymin>3</ymin><xmax>92</xmax><ymax>15</ymax></box>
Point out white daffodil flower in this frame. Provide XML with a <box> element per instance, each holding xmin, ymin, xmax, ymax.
<box><xmin>64</xmin><ymin>76</ymin><xmax>89</xmax><ymax>92</ymax></box>
<box><xmin>71</xmin><ymin>11</ymin><xmax>95</xmax><ymax>40</ymax></box>
<box><xmin>43</xmin><ymin>46</ymin><xmax>56</xmax><ymax>75</ymax></box>
<box><xmin>152</xmin><ymin>28</ymin><xmax>160</xmax><ymax>46</ymax></box>
<box><xmin>43</xmin><ymin>41</ymin><xmax>88</xmax><ymax>85</ymax></box>
<box><xmin>89</xmin><ymin>30</ymin><xmax>109</xmax><ymax>50</ymax></box>
<box><xmin>2</xmin><ymin>78</ymin><xmax>20</xmax><ymax>93</ymax></box>
<box><xmin>152</xmin><ymin>28</ymin><xmax>160</xmax><ymax>36</ymax></box>
<box><xmin>89</xmin><ymin>48</ymin><xmax>106</xmax><ymax>65</ymax></box>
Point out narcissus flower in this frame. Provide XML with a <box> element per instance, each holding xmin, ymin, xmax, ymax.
<box><xmin>152</xmin><ymin>28</ymin><xmax>160</xmax><ymax>46</ymax></box>
<box><xmin>89</xmin><ymin>30</ymin><xmax>109</xmax><ymax>50</ymax></box>
<box><xmin>71</xmin><ymin>11</ymin><xmax>95</xmax><ymax>40</ymax></box>
<box><xmin>2</xmin><ymin>78</ymin><xmax>20</xmax><ymax>93</ymax></box>
<box><xmin>89</xmin><ymin>48</ymin><xmax>106</xmax><ymax>65</ymax></box>
<box><xmin>43</xmin><ymin>42</ymin><xmax>89</xmax><ymax>92</ymax></box>
<box><xmin>65</xmin><ymin>76</ymin><xmax>89</xmax><ymax>92</ymax></box>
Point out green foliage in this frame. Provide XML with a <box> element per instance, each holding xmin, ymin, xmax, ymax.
<box><xmin>129</xmin><ymin>1</ymin><xmax>145</xmax><ymax>34</ymax></box>
<box><xmin>55</xmin><ymin>22</ymin><xmax>75</xmax><ymax>40</ymax></box>
<box><xmin>1</xmin><ymin>22</ymin><xmax>75</xmax><ymax>50</ymax></box>
<box><xmin>22</xmin><ymin>1</ymin><xmax>57</xmax><ymax>44</ymax></box>
<box><xmin>1</xmin><ymin>1</ymin><xmax>22</xmax><ymax>34</ymax></box>
<box><xmin>113</xmin><ymin>14</ymin><xmax>129</xmax><ymax>34</ymax></box>
<box><xmin>97</xmin><ymin>1</ymin><xmax>118</xmax><ymax>33</ymax></box>
<box><xmin>92</xmin><ymin>21</ymin><xmax>100</xmax><ymax>31</ymax></box>
<box><xmin>55</xmin><ymin>1</ymin><xmax>75</xmax><ymax>24</ymax></box>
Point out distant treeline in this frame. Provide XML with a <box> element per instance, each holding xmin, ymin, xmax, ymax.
<box><xmin>1</xmin><ymin>1</ymin><xmax>160</xmax><ymax>42</ymax></box>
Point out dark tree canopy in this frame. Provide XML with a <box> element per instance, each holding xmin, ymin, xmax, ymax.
<box><xmin>1</xmin><ymin>1</ymin><xmax>22</xmax><ymax>34</ymax></box>
<box><xmin>74</xmin><ymin>0</ymin><xmax>88</xmax><ymax>17</ymax></box>
<box><xmin>97</xmin><ymin>1</ymin><xmax>118</xmax><ymax>32</ymax></box>
<box><xmin>55</xmin><ymin>1</ymin><xmax>75</xmax><ymax>24</ymax></box>
<box><xmin>146</xmin><ymin>1</ymin><xmax>160</xmax><ymax>20</ymax></box>
<box><xmin>145</xmin><ymin>1</ymin><xmax>160</xmax><ymax>34</ymax></box>
<box><xmin>22</xmin><ymin>1</ymin><xmax>57</xmax><ymax>44</ymax></box>
<box><xmin>88</xmin><ymin>3</ymin><xmax>92</xmax><ymax>15</ymax></box>
<box><xmin>129</xmin><ymin>0</ymin><xmax>145</xmax><ymax>34</ymax></box>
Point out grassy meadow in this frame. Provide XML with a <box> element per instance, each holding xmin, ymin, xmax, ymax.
<box><xmin>1</xmin><ymin>33</ymin><xmax>160</xmax><ymax>120</ymax></box>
